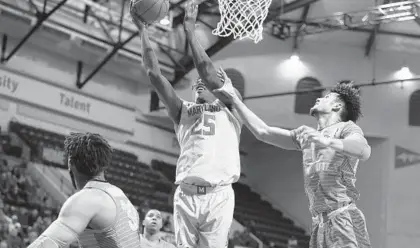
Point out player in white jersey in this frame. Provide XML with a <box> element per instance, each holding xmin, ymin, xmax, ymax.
<box><xmin>131</xmin><ymin>1</ymin><xmax>242</xmax><ymax>247</ymax></box>
<box><xmin>215</xmin><ymin>75</ymin><xmax>372</xmax><ymax>248</ymax></box>
<box><xmin>28</xmin><ymin>133</ymin><xmax>141</xmax><ymax>248</ymax></box>
<box><xmin>140</xmin><ymin>209</ymin><xmax>175</xmax><ymax>248</ymax></box>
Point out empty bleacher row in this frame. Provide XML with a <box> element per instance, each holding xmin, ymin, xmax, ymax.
<box><xmin>8</xmin><ymin>121</ymin><xmax>309</xmax><ymax>247</ymax></box>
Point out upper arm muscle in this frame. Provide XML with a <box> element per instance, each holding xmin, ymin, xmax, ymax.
<box><xmin>58</xmin><ymin>191</ymin><xmax>98</xmax><ymax>234</ymax></box>
<box><xmin>148</xmin><ymin>72</ymin><xmax>183</xmax><ymax>124</ymax></box>
<box><xmin>30</xmin><ymin>191</ymin><xmax>100</xmax><ymax>248</ymax></box>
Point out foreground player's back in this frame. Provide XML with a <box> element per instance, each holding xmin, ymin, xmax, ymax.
<box><xmin>78</xmin><ymin>181</ymin><xmax>141</xmax><ymax>248</ymax></box>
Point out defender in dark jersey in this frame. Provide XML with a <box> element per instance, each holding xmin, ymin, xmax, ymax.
<box><xmin>29</xmin><ymin>133</ymin><xmax>141</xmax><ymax>248</ymax></box>
<box><xmin>215</xmin><ymin>77</ymin><xmax>371</xmax><ymax>248</ymax></box>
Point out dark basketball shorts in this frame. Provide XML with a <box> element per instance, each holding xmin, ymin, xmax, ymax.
<box><xmin>310</xmin><ymin>204</ymin><xmax>371</xmax><ymax>248</ymax></box>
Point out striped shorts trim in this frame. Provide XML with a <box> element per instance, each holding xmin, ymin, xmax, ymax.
<box><xmin>310</xmin><ymin>206</ymin><xmax>371</xmax><ymax>248</ymax></box>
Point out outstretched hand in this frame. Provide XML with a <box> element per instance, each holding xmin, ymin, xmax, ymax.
<box><xmin>296</xmin><ymin>125</ymin><xmax>331</xmax><ymax>147</ymax></box>
<box><xmin>213</xmin><ymin>67</ymin><xmax>239</xmax><ymax>101</ymax></box>
<box><xmin>184</xmin><ymin>0</ymin><xmax>199</xmax><ymax>30</ymax></box>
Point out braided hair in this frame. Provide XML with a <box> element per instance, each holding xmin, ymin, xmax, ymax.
<box><xmin>64</xmin><ymin>132</ymin><xmax>112</xmax><ymax>176</ymax></box>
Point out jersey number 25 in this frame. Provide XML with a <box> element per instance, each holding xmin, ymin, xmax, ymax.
<box><xmin>191</xmin><ymin>114</ymin><xmax>216</xmax><ymax>136</ymax></box>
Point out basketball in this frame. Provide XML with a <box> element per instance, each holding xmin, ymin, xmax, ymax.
<box><xmin>130</xmin><ymin>0</ymin><xmax>170</xmax><ymax>25</ymax></box>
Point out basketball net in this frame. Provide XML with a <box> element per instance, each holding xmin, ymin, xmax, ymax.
<box><xmin>212</xmin><ymin>0</ymin><xmax>272</xmax><ymax>43</ymax></box>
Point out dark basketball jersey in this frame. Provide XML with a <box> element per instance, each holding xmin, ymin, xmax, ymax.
<box><xmin>78</xmin><ymin>181</ymin><xmax>141</xmax><ymax>248</ymax></box>
<box><xmin>291</xmin><ymin>121</ymin><xmax>364</xmax><ymax>215</ymax></box>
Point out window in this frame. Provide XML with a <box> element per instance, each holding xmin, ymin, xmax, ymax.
<box><xmin>409</xmin><ymin>90</ymin><xmax>420</xmax><ymax>126</ymax></box>
<box><xmin>294</xmin><ymin>77</ymin><xmax>322</xmax><ymax>114</ymax></box>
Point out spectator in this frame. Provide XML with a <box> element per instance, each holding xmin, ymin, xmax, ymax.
<box><xmin>140</xmin><ymin>209</ymin><xmax>175</xmax><ymax>248</ymax></box>
<box><xmin>32</xmin><ymin>216</ymin><xmax>45</xmax><ymax>235</ymax></box>
<box><xmin>27</xmin><ymin>209</ymin><xmax>39</xmax><ymax>227</ymax></box>
<box><xmin>228</xmin><ymin>229</ymin><xmax>259</xmax><ymax>248</ymax></box>
<box><xmin>0</xmin><ymin>241</ymin><xmax>7</xmax><ymax>248</ymax></box>
<box><xmin>0</xmin><ymin>173</ymin><xmax>8</xmax><ymax>192</ymax></box>
<box><xmin>1</xmin><ymin>159</ymin><xmax>8</xmax><ymax>170</ymax></box>
<box><xmin>10</xmin><ymin>215</ymin><xmax>19</xmax><ymax>227</ymax></box>
<box><xmin>43</xmin><ymin>215</ymin><xmax>52</xmax><ymax>227</ymax></box>
<box><xmin>24</xmin><ymin>230</ymin><xmax>38</xmax><ymax>247</ymax></box>
<box><xmin>6</xmin><ymin>224</ymin><xmax>22</xmax><ymax>248</ymax></box>
<box><xmin>229</xmin><ymin>231</ymin><xmax>242</xmax><ymax>247</ymax></box>
<box><xmin>6</xmin><ymin>185</ymin><xmax>19</xmax><ymax>203</ymax></box>
<box><xmin>16</xmin><ymin>173</ymin><xmax>27</xmax><ymax>189</ymax></box>
<box><xmin>17</xmin><ymin>207</ymin><xmax>28</xmax><ymax>227</ymax></box>
<box><xmin>43</xmin><ymin>196</ymin><xmax>54</xmax><ymax>209</ymax></box>
<box><xmin>0</xmin><ymin>156</ymin><xmax>64</xmax><ymax>247</ymax></box>
<box><xmin>287</xmin><ymin>236</ymin><xmax>298</xmax><ymax>248</ymax></box>
<box><xmin>17</xmin><ymin>187</ymin><xmax>28</xmax><ymax>203</ymax></box>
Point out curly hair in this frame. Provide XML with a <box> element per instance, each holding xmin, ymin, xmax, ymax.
<box><xmin>330</xmin><ymin>80</ymin><xmax>362</xmax><ymax>122</ymax></box>
<box><xmin>64</xmin><ymin>132</ymin><xmax>112</xmax><ymax>176</ymax></box>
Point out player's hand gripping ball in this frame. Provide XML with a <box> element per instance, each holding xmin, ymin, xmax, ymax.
<box><xmin>130</xmin><ymin>0</ymin><xmax>170</xmax><ymax>25</ymax></box>
<box><xmin>183</xmin><ymin>0</ymin><xmax>199</xmax><ymax>30</ymax></box>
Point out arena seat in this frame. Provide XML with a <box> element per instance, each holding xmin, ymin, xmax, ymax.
<box><xmin>152</xmin><ymin>159</ymin><xmax>310</xmax><ymax>247</ymax></box>
<box><xmin>0</xmin><ymin>154</ymin><xmax>60</xmax><ymax>247</ymax></box>
<box><xmin>8</xmin><ymin>121</ymin><xmax>310</xmax><ymax>246</ymax></box>
<box><xmin>8</xmin><ymin>122</ymin><xmax>173</xmax><ymax>213</ymax></box>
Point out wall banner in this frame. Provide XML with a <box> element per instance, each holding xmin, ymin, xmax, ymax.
<box><xmin>395</xmin><ymin>145</ymin><xmax>420</xmax><ymax>169</ymax></box>
<box><xmin>0</xmin><ymin>69</ymin><xmax>135</xmax><ymax>132</ymax></box>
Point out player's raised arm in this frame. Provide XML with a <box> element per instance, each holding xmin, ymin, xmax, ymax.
<box><xmin>131</xmin><ymin>14</ymin><xmax>183</xmax><ymax>124</ymax></box>
<box><xmin>214</xmin><ymin>70</ymin><xmax>298</xmax><ymax>150</ymax></box>
<box><xmin>28</xmin><ymin>190</ymin><xmax>102</xmax><ymax>248</ymax></box>
<box><xmin>183</xmin><ymin>1</ymin><xmax>231</xmax><ymax>104</ymax></box>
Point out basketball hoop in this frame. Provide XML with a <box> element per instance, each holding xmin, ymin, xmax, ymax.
<box><xmin>212</xmin><ymin>0</ymin><xmax>272</xmax><ymax>43</ymax></box>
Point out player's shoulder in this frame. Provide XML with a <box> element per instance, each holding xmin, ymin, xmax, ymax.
<box><xmin>103</xmin><ymin>183</ymin><xmax>127</xmax><ymax>197</ymax></box>
<box><xmin>343</xmin><ymin>120</ymin><xmax>361</xmax><ymax>129</ymax></box>
<box><xmin>64</xmin><ymin>188</ymin><xmax>111</xmax><ymax>211</ymax></box>
<box><xmin>341</xmin><ymin>120</ymin><xmax>364</xmax><ymax>135</ymax></box>
<box><xmin>59</xmin><ymin>189</ymin><xmax>103</xmax><ymax>219</ymax></box>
